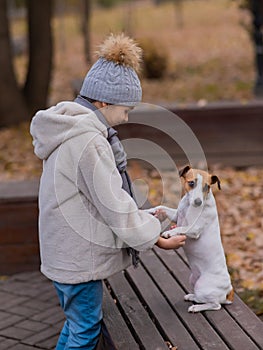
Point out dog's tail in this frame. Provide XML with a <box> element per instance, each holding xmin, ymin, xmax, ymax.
<box><xmin>226</xmin><ymin>288</ymin><xmax>235</xmax><ymax>303</ymax></box>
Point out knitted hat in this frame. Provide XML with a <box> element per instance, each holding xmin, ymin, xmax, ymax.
<box><xmin>80</xmin><ymin>34</ymin><xmax>142</xmax><ymax>106</ymax></box>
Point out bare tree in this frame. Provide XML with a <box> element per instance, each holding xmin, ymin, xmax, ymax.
<box><xmin>174</xmin><ymin>0</ymin><xmax>184</xmax><ymax>29</ymax></box>
<box><xmin>235</xmin><ymin>0</ymin><xmax>263</xmax><ymax>96</ymax></box>
<box><xmin>123</xmin><ymin>0</ymin><xmax>134</xmax><ymax>36</ymax></box>
<box><xmin>0</xmin><ymin>0</ymin><xmax>28</xmax><ymax>126</ymax></box>
<box><xmin>251</xmin><ymin>0</ymin><xmax>263</xmax><ymax>96</ymax></box>
<box><xmin>82</xmin><ymin>0</ymin><xmax>92</xmax><ymax>64</ymax></box>
<box><xmin>0</xmin><ymin>0</ymin><xmax>53</xmax><ymax>127</ymax></box>
<box><xmin>154</xmin><ymin>0</ymin><xmax>184</xmax><ymax>28</ymax></box>
<box><xmin>24</xmin><ymin>0</ymin><xmax>53</xmax><ymax>115</ymax></box>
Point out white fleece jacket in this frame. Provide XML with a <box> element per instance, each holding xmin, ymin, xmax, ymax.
<box><xmin>30</xmin><ymin>101</ymin><xmax>161</xmax><ymax>283</ymax></box>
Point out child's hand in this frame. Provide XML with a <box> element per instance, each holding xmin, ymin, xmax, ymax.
<box><xmin>154</xmin><ymin>209</ymin><xmax>168</xmax><ymax>222</ymax></box>
<box><xmin>156</xmin><ymin>234</ymin><xmax>186</xmax><ymax>250</ymax></box>
<box><xmin>144</xmin><ymin>205</ymin><xmax>177</xmax><ymax>222</ymax></box>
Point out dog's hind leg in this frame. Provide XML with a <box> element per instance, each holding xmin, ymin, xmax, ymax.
<box><xmin>188</xmin><ymin>303</ymin><xmax>221</xmax><ymax>313</ymax></box>
<box><xmin>223</xmin><ymin>287</ymin><xmax>234</xmax><ymax>304</ymax></box>
<box><xmin>184</xmin><ymin>294</ymin><xmax>195</xmax><ymax>302</ymax></box>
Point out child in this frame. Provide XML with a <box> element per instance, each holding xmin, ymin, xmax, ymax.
<box><xmin>30</xmin><ymin>33</ymin><xmax>186</xmax><ymax>350</ymax></box>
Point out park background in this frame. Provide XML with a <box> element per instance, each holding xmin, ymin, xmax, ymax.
<box><xmin>0</xmin><ymin>0</ymin><xmax>262</xmax><ymax>320</ymax></box>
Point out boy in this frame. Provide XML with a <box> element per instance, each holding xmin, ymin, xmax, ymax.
<box><xmin>30</xmin><ymin>33</ymin><xmax>186</xmax><ymax>349</ymax></box>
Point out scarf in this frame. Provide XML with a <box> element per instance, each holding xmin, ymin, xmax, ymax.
<box><xmin>75</xmin><ymin>96</ymin><xmax>140</xmax><ymax>267</ymax></box>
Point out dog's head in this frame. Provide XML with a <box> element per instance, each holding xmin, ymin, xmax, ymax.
<box><xmin>179</xmin><ymin>165</ymin><xmax>221</xmax><ymax>207</ymax></box>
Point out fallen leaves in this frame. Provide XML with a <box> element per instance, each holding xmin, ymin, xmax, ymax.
<box><xmin>0</xmin><ymin>122</ymin><xmax>42</xmax><ymax>181</ymax></box>
<box><xmin>214</xmin><ymin>167</ymin><xmax>263</xmax><ymax>293</ymax></box>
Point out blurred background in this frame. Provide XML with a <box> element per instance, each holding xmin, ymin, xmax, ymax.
<box><xmin>0</xmin><ymin>0</ymin><xmax>262</xmax><ymax>319</ymax></box>
<box><xmin>1</xmin><ymin>0</ymin><xmax>263</xmax><ymax>125</ymax></box>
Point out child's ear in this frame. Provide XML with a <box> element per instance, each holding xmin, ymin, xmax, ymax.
<box><xmin>179</xmin><ymin>165</ymin><xmax>191</xmax><ymax>178</ymax></box>
<box><xmin>211</xmin><ymin>175</ymin><xmax>221</xmax><ymax>190</ymax></box>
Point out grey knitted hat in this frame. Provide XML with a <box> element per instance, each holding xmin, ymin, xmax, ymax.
<box><xmin>80</xmin><ymin>34</ymin><xmax>142</xmax><ymax>107</ymax></box>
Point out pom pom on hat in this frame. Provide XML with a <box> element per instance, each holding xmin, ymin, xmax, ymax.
<box><xmin>80</xmin><ymin>33</ymin><xmax>142</xmax><ymax>106</ymax></box>
<box><xmin>96</xmin><ymin>33</ymin><xmax>142</xmax><ymax>73</ymax></box>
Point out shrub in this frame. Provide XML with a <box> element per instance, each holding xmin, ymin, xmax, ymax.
<box><xmin>140</xmin><ymin>39</ymin><xmax>169</xmax><ymax>80</ymax></box>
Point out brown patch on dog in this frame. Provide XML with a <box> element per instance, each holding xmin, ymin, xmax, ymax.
<box><xmin>179</xmin><ymin>165</ymin><xmax>191</xmax><ymax>178</ymax></box>
<box><xmin>179</xmin><ymin>166</ymin><xmax>221</xmax><ymax>194</ymax></box>
<box><xmin>211</xmin><ymin>175</ymin><xmax>221</xmax><ymax>190</ymax></box>
<box><xmin>226</xmin><ymin>288</ymin><xmax>235</xmax><ymax>303</ymax></box>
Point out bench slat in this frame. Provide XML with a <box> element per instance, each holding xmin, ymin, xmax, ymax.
<box><xmin>126</xmin><ymin>263</ymin><xmax>200</xmax><ymax>349</ymax></box>
<box><xmin>154</xmin><ymin>247</ymin><xmax>262</xmax><ymax>350</ymax></box>
<box><xmin>102</xmin><ymin>285</ymin><xmax>139</xmax><ymax>349</ymax></box>
<box><xmin>108</xmin><ymin>271</ymin><xmax>168</xmax><ymax>349</ymax></box>
<box><xmin>224</xmin><ymin>296</ymin><xmax>263</xmax><ymax>349</ymax></box>
<box><xmin>140</xmin><ymin>249</ymin><xmax>230</xmax><ymax>350</ymax></box>
<box><xmin>176</xmin><ymin>248</ymin><xmax>263</xmax><ymax>349</ymax></box>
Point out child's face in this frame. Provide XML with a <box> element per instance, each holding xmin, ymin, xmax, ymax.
<box><xmin>101</xmin><ymin>105</ymin><xmax>134</xmax><ymax>127</ymax></box>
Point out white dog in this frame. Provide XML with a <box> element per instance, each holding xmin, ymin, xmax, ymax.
<box><xmin>148</xmin><ymin>166</ymin><xmax>234</xmax><ymax>313</ymax></box>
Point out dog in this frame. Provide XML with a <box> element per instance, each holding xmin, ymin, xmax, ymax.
<box><xmin>149</xmin><ymin>165</ymin><xmax>234</xmax><ymax>313</ymax></box>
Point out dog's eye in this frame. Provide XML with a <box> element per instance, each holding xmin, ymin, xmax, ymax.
<box><xmin>188</xmin><ymin>181</ymin><xmax>195</xmax><ymax>188</ymax></box>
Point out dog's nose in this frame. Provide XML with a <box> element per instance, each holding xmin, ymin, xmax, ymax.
<box><xmin>194</xmin><ymin>198</ymin><xmax>202</xmax><ymax>206</ymax></box>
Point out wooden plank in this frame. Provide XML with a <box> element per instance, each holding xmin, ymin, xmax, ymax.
<box><xmin>176</xmin><ymin>248</ymin><xmax>263</xmax><ymax>349</ymax></box>
<box><xmin>0</xmin><ymin>204</ymin><xmax>37</xmax><ymax>230</ymax></box>
<box><xmin>108</xmin><ymin>271</ymin><xmax>168</xmax><ymax>350</ymax></box>
<box><xmin>224</xmin><ymin>296</ymin><xmax>263</xmax><ymax>349</ymax></box>
<box><xmin>0</xmin><ymin>201</ymin><xmax>39</xmax><ymax>275</ymax></box>
<box><xmin>102</xmin><ymin>284</ymin><xmax>139</xmax><ymax>350</ymax></box>
<box><xmin>0</xmin><ymin>204</ymin><xmax>38</xmax><ymax>242</ymax></box>
<box><xmin>0</xmin><ymin>245</ymin><xmax>40</xmax><ymax>275</ymax></box>
<box><xmin>126</xmin><ymin>264</ymin><xmax>200</xmax><ymax>349</ymax></box>
<box><xmin>116</xmin><ymin>102</ymin><xmax>263</xmax><ymax>167</ymax></box>
<box><xmin>154</xmin><ymin>247</ymin><xmax>261</xmax><ymax>350</ymax></box>
<box><xmin>140</xmin><ymin>249</ymin><xmax>230</xmax><ymax>350</ymax></box>
<box><xmin>0</xmin><ymin>180</ymin><xmax>39</xmax><ymax>203</ymax></box>
<box><xmin>202</xmin><ymin>307</ymin><xmax>260</xmax><ymax>350</ymax></box>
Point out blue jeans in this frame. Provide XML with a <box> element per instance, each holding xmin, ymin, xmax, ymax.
<box><xmin>53</xmin><ymin>280</ymin><xmax>103</xmax><ymax>349</ymax></box>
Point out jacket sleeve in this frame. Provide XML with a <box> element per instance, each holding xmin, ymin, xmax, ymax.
<box><xmin>77</xmin><ymin>137</ymin><xmax>161</xmax><ymax>251</ymax></box>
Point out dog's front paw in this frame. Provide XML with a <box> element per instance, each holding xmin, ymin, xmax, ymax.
<box><xmin>161</xmin><ymin>231</ymin><xmax>171</xmax><ymax>239</ymax></box>
<box><xmin>161</xmin><ymin>226</ymin><xmax>181</xmax><ymax>238</ymax></box>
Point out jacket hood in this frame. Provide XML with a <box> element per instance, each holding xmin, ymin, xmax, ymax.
<box><xmin>30</xmin><ymin>101</ymin><xmax>108</xmax><ymax>160</ymax></box>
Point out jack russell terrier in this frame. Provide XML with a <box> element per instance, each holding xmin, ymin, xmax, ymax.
<box><xmin>148</xmin><ymin>166</ymin><xmax>234</xmax><ymax>313</ymax></box>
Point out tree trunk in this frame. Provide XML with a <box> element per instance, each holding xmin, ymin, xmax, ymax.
<box><xmin>23</xmin><ymin>0</ymin><xmax>53</xmax><ymax>117</ymax></box>
<box><xmin>122</xmin><ymin>1</ymin><xmax>133</xmax><ymax>36</ymax></box>
<box><xmin>174</xmin><ymin>0</ymin><xmax>184</xmax><ymax>29</ymax></box>
<box><xmin>251</xmin><ymin>0</ymin><xmax>263</xmax><ymax>96</ymax></box>
<box><xmin>0</xmin><ymin>0</ymin><xmax>28</xmax><ymax>127</ymax></box>
<box><xmin>82</xmin><ymin>0</ymin><xmax>91</xmax><ymax>64</ymax></box>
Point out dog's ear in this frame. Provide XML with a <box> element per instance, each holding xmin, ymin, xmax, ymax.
<box><xmin>211</xmin><ymin>175</ymin><xmax>221</xmax><ymax>190</ymax></box>
<box><xmin>179</xmin><ymin>165</ymin><xmax>191</xmax><ymax>178</ymax></box>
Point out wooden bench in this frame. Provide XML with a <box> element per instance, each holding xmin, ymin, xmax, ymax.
<box><xmin>103</xmin><ymin>248</ymin><xmax>263</xmax><ymax>350</ymax></box>
<box><xmin>1</xmin><ymin>99</ymin><xmax>263</xmax><ymax>347</ymax></box>
<box><xmin>116</xmin><ymin>100</ymin><xmax>263</xmax><ymax>168</ymax></box>
<box><xmin>1</xmin><ymin>181</ymin><xmax>262</xmax><ymax>349</ymax></box>
<box><xmin>0</xmin><ymin>180</ymin><xmax>39</xmax><ymax>275</ymax></box>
